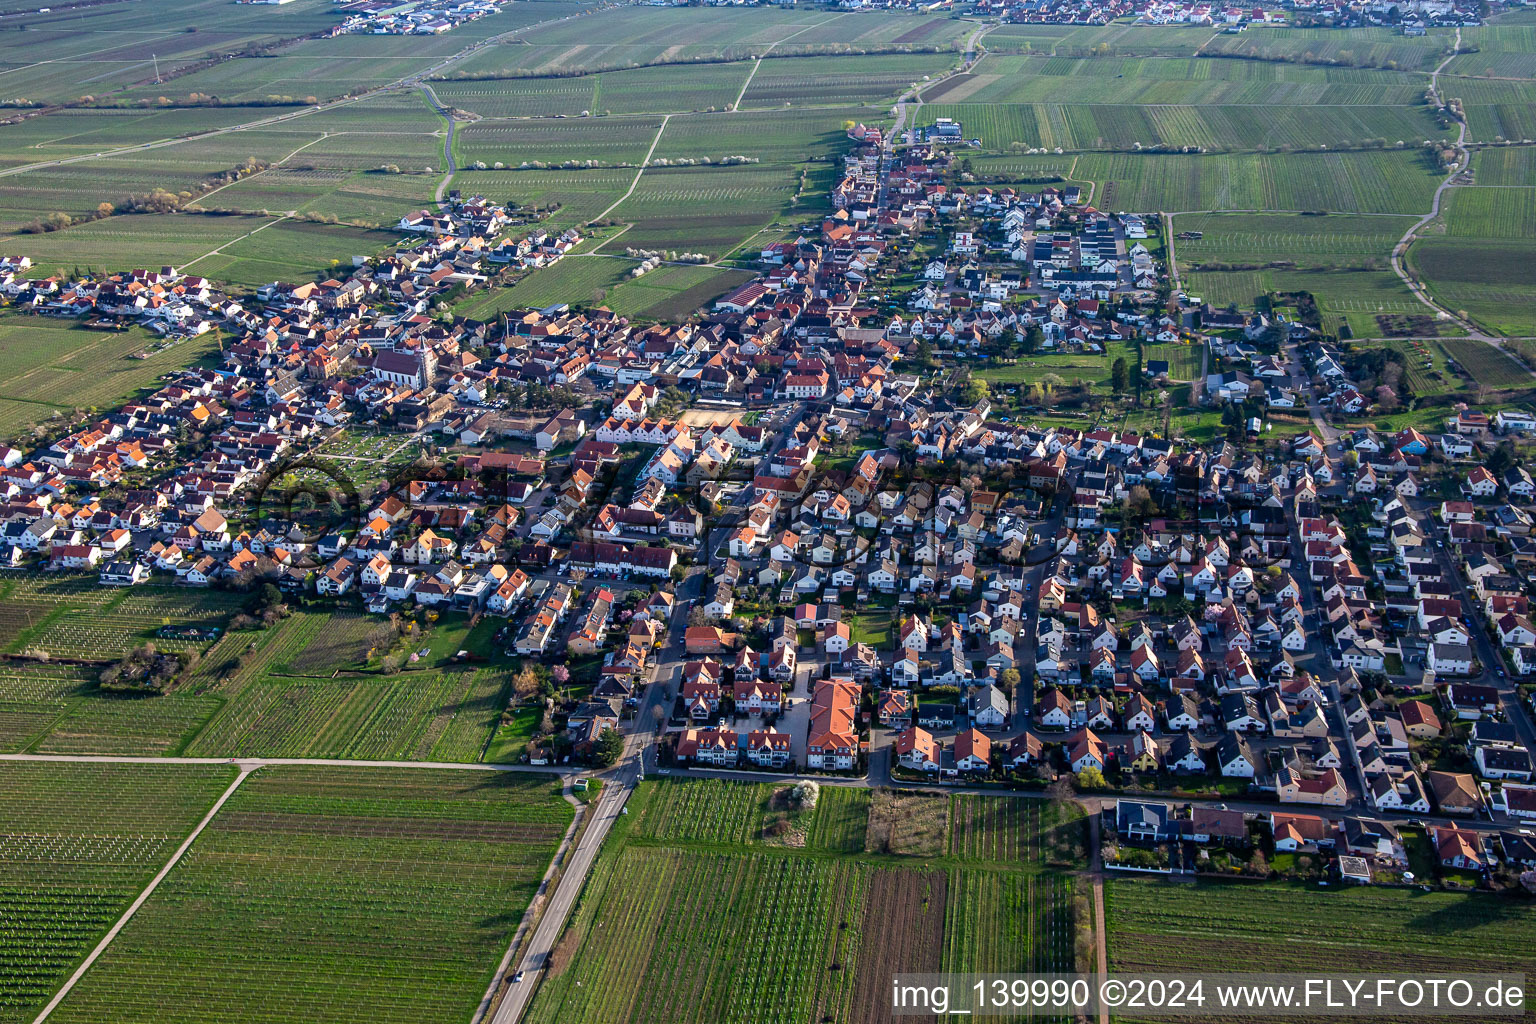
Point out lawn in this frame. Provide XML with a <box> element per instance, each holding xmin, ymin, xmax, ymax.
<box><xmin>44</xmin><ymin>766</ymin><xmax>572</xmax><ymax>1024</ymax></box>
<box><xmin>0</xmin><ymin>761</ymin><xmax>237</xmax><ymax>1024</ymax></box>
<box><xmin>846</xmin><ymin>609</ymin><xmax>893</xmax><ymax>648</ymax></box>
<box><xmin>484</xmin><ymin>705</ymin><xmax>541</xmax><ymax>764</ymax></box>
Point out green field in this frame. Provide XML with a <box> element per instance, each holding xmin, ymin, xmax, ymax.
<box><xmin>926</xmin><ymin>101</ymin><xmax>1446</xmax><ymax>155</ymax></box>
<box><xmin>526</xmin><ymin>781</ymin><xmax>1084</xmax><ymax>1024</ymax></box>
<box><xmin>0</xmin><ymin>604</ymin><xmax>510</xmax><ymax>762</ymax></box>
<box><xmin>1108</xmin><ymin>877</ymin><xmax>1536</xmax><ymax>1018</ymax></box>
<box><xmin>1408</xmin><ymin>187</ymin><xmax>1536</xmax><ymax>336</ymax></box>
<box><xmin>0</xmin><ymin>761</ymin><xmax>236</xmax><ymax>1024</ymax></box>
<box><xmin>1438</xmin><ymin>338</ymin><xmax>1533</xmax><ymax>388</ymax></box>
<box><xmin>0</xmin><ymin>316</ymin><xmax>222</xmax><ymax>440</ymax></box>
<box><xmin>44</xmin><ymin>766</ymin><xmax>572</xmax><ymax>1024</ymax></box>
<box><xmin>0</xmin><ymin>574</ymin><xmax>245</xmax><ymax>659</ymax></box>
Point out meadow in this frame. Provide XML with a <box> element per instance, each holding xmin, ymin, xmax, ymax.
<box><xmin>527</xmin><ymin>780</ymin><xmax>1085</xmax><ymax>1024</ymax></box>
<box><xmin>0</xmin><ymin>761</ymin><xmax>236</xmax><ymax>1024</ymax></box>
<box><xmin>44</xmin><ymin>766</ymin><xmax>573</xmax><ymax>1024</ymax></box>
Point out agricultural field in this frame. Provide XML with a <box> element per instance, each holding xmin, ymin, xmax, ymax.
<box><xmin>527</xmin><ymin>780</ymin><xmax>1083</xmax><ymax>1024</ymax></box>
<box><xmin>740</xmin><ymin>53</ymin><xmax>958</xmax><ymax>109</ymax></box>
<box><xmin>0</xmin><ymin>0</ymin><xmax>343</xmax><ymax>105</ymax></box>
<box><xmin>1355</xmin><ymin>338</ymin><xmax>1461</xmax><ymax>398</ymax></box>
<box><xmin>43</xmin><ymin>766</ymin><xmax>573</xmax><ymax>1024</ymax></box>
<box><xmin>453</xmin><ymin>115</ymin><xmax>667</xmax><ymax>169</ymax></box>
<box><xmin>600</xmin><ymin>164</ymin><xmax>804</xmax><ymax>258</ymax></box>
<box><xmin>0</xmin><ymin>213</ymin><xmax>326</xmax><ymax>277</ymax></box>
<box><xmin>925</xmin><ymin>101</ymin><xmax>1446</xmax><ymax>155</ymax></box>
<box><xmin>0</xmin><ymin>761</ymin><xmax>236</xmax><ymax>1024</ymax></box>
<box><xmin>1438</xmin><ymin>339</ymin><xmax>1533</xmax><ymax>389</ymax></box>
<box><xmin>437</xmin><ymin>63</ymin><xmax>753</xmax><ymax>119</ymax></box>
<box><xmin>0</xmin><ymin>574</ymin><xmax>245</xmax><ymax>659</ymax></box>
<box><xmin>1409</xmin><ymin>185</ymin><xmax>1536</xmax><ymax>337</ymax></box>
<box><xmin>1107</xmin><ymin>877</ymin><xmax>1536</xmax><ymax>1017</ymax></box>
<box><xmin>1173</xmin><ymin>212</ymin><xmax>1428</xmax><ymax>336</ymax></box>
<box><xmin>947</xmin><ymin>795</ymin><xmax>1087</xmax><ymax>869</ymax></box>
<box><xmin>601</xmin><ymin>264</ymin><xmax>758</xmax><ymax>321</ymax></box>
<box><xmin>1194</xmin><ymin>24</ymin><xmax>1453</xmax><ymax>71</ymax></box>
<box><xmin>1070</xmin><ymin>149</ymin><xmax>1443</xmax><ymax>215</ymax></box>
<box><xmin>1410</xmin><ymin>239</ymin><xmax>1536</xmax><ymax>338</ymax></box>
<box><xmin>181</xmin><ymin>669</ymin><xmax>514</xmax><ymax>761</ymax></box>
<box><xmin>931</xmin><ymin>56</ymin><xmax>1428</xmax><ymax>106</ymax></box>
<box><xmin>1472</xmin><ymin>145</ymin><xmax>1536</xmax><ymax>186</ymax></box>
<box><xmin>1438</xmin><ymin>185</ymin><xmax>1536</xmax><ymax>238</ymax></box>
<box><xmin>444</xmin><ymin>6</ymin><xmax>972</xmax><ymax>80</ymax></box>
<box><xmin>0</xmin><ymin>315</ymin><xmax>222</xmax><ymax>441</ymax></box>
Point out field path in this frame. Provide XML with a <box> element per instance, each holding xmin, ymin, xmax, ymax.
<box><xmin>732</xmin><ymin>11</ymin><xmax>853</xmax><ymax>112</ymax></box>
<box><xmin>889</xmin><ymin>20</ymin><xmax>994</xmax><ymax>145</ymax></box>
<box><xmin>1382</xmin><ymin>26</ymin><xmax>1533</xmax><ymax>363</ymax></box>
<box><xmin>732</xmin><ymin>58</ymin><xmax>762</xmax><ymax>111</ymax></box>
<box><xmin>28</xmin><ymin>764</ymin><xmax>256</xmax><ymax>1024</ymax></box>
<box><xmin>178</xmin><ymin>213</ymin><xmax>291</xmax><ymax>273</ymax></box>
<box><xmin>1089</xmin><ymin>813</ymin><xmax>1109</xmax><ymax>1024</ymax></box>
<box><xmin>190</xmin><ymin>133</ymin><xmax>333</xmax><ymax>208</ymax></box>
<box><xmin>420</xmin><ymin>83</ymin><xmax>460</xmax><ymax>209</ymax></box>
<box><xmin>592</xmin><ymin>114</ymin><xmax>670</xmax><ymax>222</ymax></box>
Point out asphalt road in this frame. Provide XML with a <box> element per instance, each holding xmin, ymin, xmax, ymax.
<box><xmin>483</xmin><ymin>567</ymin><xmax>701</xmax><ymax>1023</ymax></box>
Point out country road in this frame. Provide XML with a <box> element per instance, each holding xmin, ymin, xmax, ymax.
<box><xmin>479</xmin><ymin>568</ymin><xmax>701</xmax><ymax>1024</ymax></box>
<box><xmin>420</xmin><ymin>83</ymin><xmax>460</xmax><ymax>210</ymax></box>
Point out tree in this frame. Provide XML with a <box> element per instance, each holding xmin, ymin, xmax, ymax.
<box><xmin>1126</xmin><ymin>484</ymin><xmax>1158</xmax><ymax>521</ymax></box>
<box><xmin>998</xmin><ymin>668</ymin><xmax>1021</xmax><ymax>693</ymax></box>
<box><xmin>513</xmin><ymin>664</ymin><xmax>541</xmax><ymax>700</ymax></box>
<box><xmin>1076</xmin><ymin>765</ymin><xmax>1107</xmax><ymax>790</ymax></box>
<box><xmin>1110</xmin><ymin>357</ymin><xmax>1130</xmax><ymax>395</ymax></box>
<box><xmin>550</xmin><ymin>664</ymin><xmax>570</xmax><ymax>685</ymax></box>
<box><xmin>593</xmin><ymin>727</ymin><xmax>624</xmax><ymax>766</ymax></box>
<box><xmin>1487</xmin><ymin>440</ymin><xmax>1517</xmax><ymax>477</ymax></box>
<box><xmin>1021</xmin><ymin>324</ymin><xmax>1043</xmax><ymax>355</ymax></box>
<box><xmin>961</xmin><ymin>379</ymin><xmax>990</xmax><ymax>406</ymax></box>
